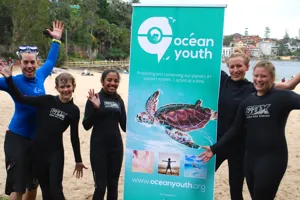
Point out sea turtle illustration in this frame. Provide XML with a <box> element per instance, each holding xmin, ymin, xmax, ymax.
<box><xmin>136</xmin><ymin>90</ymin><xmax>218</xmax><ymax>149</ymax></box>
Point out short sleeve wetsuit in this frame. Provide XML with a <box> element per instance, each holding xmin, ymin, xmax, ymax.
<box><xmin>1</xmin><ymin>41</ymin><xmax>60</xmax><ymax>195</ymax></box>
<box><xmin>82</xmin><ymin>89</ymin><xmax>126</xmax><ymax>200</ymax></box>
<box><xmin>5</xmin><ymin>76</ymin><xmax>82</xmax><ymax>200</ymax></box>
<box><xmin>211</xmin><ymin>88</ymin><xmax>300</xmax><ymax>200</ymax></box>
<box><xmin>216</xmin><ymin>70</ymin><xmax>255</xmax><ymax>200</ymax></box>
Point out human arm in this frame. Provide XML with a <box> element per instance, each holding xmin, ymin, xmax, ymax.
<box><xmin>0</xmin><ymin>63</ymin><xmax>46</xmax><ymax>106</ymax></box>
<box><xmin>282</xmin><ymin>90</ymin><xmax>300</xmax><ymax>110</ymax></box>
<box><xmin>82</xmin><ymin>89</ymin><xmax>100</xmax><ymax>130</ymax></box>
<box><xmin>70</xmin><ymin>108</ymin><xmax>88</xmax><ymax>178</ymax></box>
<box><xmin>70</xmin><ymin>108</ymin><xmax>83</xmax><ymax>163</ymax></box>
<box><xmin>274</xmin><ymin>73</ymin><xmax>300</xmax><ymax>90</ymax></box>
<box><xmin>0</xmin><ymin>60</ymin><xmax>9</xmax><ymax>91</ymax></box>
<box><xmin>38</xmin><ymin>21</ymin><xmax>64</xmax><ymax>79</ymax></box>
<box><xmin>119</xmin><ymin>98</ymin><xmax>127</xmax><ymax>132</ymax></box>
<box><xmin>199</xmin><ymin>102</ymin><xmax>246</xmax><ymax>162</ymax></box>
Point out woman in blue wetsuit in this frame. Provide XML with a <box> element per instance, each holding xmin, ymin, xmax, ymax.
<box><xmin>216</xmin><ymin>48</ymin><xmax>300</xmax><ymax>200</ymax></box>
<box><xmin>201</xmin><ymin>60</ymin><xmax>300</xmax><ymax>200</ymax></box>
<box><xmin>0</xmin><ymin>63</ymin><xmax>87</xmax><ymax>200</ymax></box>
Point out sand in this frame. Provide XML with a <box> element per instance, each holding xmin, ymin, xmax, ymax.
<box><xmin>0</xmin><ymin>68</ymin><xmax>300</xmax><ymax>200</ymax></box>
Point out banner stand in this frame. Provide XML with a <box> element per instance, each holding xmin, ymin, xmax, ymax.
<box><xmin>124</xmin><ymin>4</ymin><xmax>226</xmax><ymax>200</ymax></box>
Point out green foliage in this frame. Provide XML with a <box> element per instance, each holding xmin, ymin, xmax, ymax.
<box><xmin>264</xmin><ymin>27</ymin><xmax>271</xmax><ymax>39</ymax></box>
<box><xmin>292</xmin><ymin>50</ymin><xmax>300</xmax><ymax>57</ymax></box>
<box><xmin>223</xmin><ymin>35</ymin><xmax>234</xmax><ymax>46</ymax></box>
<box><xmin>0</xmin><ymin>0</ymin><xmax>137</xmax><ymax>61</ymax></box>
<box><xmin>107</xmin><ymin>48</ymin><xmax>128</xmax><ymax>60</ymax></box>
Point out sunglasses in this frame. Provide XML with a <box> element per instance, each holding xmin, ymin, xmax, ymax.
<box><xmin>18</xmin><ymin>46</ymin><xmax>38</xmax><ymax>53</ymax></box>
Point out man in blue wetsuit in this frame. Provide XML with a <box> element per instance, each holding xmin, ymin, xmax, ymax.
<box><xmin>0</xmin><ymin>20</ymin><xmax>64</xmax><ymax>200</ymax></box>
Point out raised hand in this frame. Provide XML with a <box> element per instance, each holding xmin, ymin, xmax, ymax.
<box><xmin>47</xmin><ymin>20</ymin><xmax>64</xmax><ymax>40</ymax></box>
<box><xmin>0</xmin><ymin>60</ymin><xmax>13</xmax><ymax>78</ymax></box>
<box><xmin>87</xmin><ymin>89</ymin><xmax>100</xmax><ymax>109</ymax></box>
<box><xmin>198</xmin><ymin>146</ymin><xmax>213</xmax><ymax>163</ymax></box>
<box><xmin>73</xmin><ymin>162</ymin><xmax>88</xmax><ymax>179</ymax></box>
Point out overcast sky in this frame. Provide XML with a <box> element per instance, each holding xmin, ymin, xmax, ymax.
<box><xmin>127</xmin><ymin>0</ymin><xmax>300</xmax><ymax>39</ymax></box>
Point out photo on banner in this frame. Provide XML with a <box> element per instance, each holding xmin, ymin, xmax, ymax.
<box><xmin>124</xmin><ymin>4</ymin><xmax>226</xmax><ymax>200</ymax></box>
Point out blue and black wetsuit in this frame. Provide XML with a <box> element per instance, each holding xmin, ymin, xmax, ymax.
<box><xmin>212</xmin><ymin>88</ymin><xmax>300</xmax><ymax>200</ymax></box>
<box><xmin>0</xmin><ymin>41</ymin><xmax>60</xmax><ymax>195</ymax></box>
<box><xmin>5</xmin><ymin>75</ymin><xmax>82</xmax><ymax>200</ymax></box>
<box><xmin>216</xmin><ymin>70</ymin><xmax>255</xmax><ymax>200</ymax></box>
<box><xmin>83</xmin><ymin>89</ymin><xmax>126</xmax><ymax>200</ymax></box>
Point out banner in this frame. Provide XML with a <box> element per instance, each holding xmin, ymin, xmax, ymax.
<box><xmin>124</xmin><ymin>4</ymin><xmax>226</xmax><ymax>200</ymax></box>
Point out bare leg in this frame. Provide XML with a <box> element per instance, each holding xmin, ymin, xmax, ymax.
<box><xmin>22</xmin><ymin>189</ymin><xmax>37</xmax><ymax>200</ymax></box>
<box><xmin>9</xmin><ymin>192</ymin><xmax>22</xmax><ymax>200</ymax></box>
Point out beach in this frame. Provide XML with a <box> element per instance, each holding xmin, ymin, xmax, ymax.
<box><xmin>0</xmin><ymin>68</ymin><xmax>300</xmax><ymax>200</ymax></box>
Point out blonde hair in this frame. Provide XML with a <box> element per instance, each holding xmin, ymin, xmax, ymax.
<box><xmin>253</xmin><ymin>61</ymin><xmax>276</xmax><ymax>79</ymax></box>
<box><xmin>227</xmin><ymin>48</ymin><xmax>250</xmax><ymax>66</ymax></box>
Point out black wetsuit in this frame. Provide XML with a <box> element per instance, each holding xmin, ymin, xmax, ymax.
<box><xmin>217</xmin><ymin>70</ymin><xmax>255</xmax><ymax>200</ymax></box>
<box><xmin>212</xmin><ymin>87</ymin><xmax>300</xmax><ymax>200</ymax></box>
<box><xmin>5</xmin><ymin>76</ymin><xmax>82</xmax><ymax>200</ymax></box>
<box><xmin>82</xmin><ymin>89</ymin><xmax>126</xmax><ymax>200</ymax></box>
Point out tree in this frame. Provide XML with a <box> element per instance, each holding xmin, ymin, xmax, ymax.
<box><xmin>264</xmin><ymin>27</ymin><xmax>271</xmax><ymax>39</ymax></box>
<box><xmin>223</xmin><ymin>35</ymin><xmax>234</xmax><ymax>46</ymax></box>
<box><xmin>283</xmin><ymin>31</ymin><xmax>290</xmax><ymax>44</ymax></box>
<box><xmin>1</xmin><ymin>0</ymin><xmax>50</xmax><ymax>56</ymax></box>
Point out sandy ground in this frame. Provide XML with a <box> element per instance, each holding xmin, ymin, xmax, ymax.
<box><xmin>0</xmin><ymin>68</ymin><xmax>300</xmax><ymax>200</ymax></box>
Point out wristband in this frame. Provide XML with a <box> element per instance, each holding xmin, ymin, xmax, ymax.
<box><xmin>52</xmin><ymin>39</ymin><xmax>61</xmax><ymax>44</ymax></box>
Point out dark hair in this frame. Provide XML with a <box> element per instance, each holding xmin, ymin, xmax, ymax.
<box><xmin>55</xmin><ymin>73</ymin><xmax>76</xmax><ymax>92</ymax></box>
<box><xmin>101</xmin><ymin>69</ymin><xmax>120</xmax><ymax>82</ymax></box>
<box><xmin>101</xmin><ymin>69</ymin><xmax>122</xmax><ymax>101</ymax></box>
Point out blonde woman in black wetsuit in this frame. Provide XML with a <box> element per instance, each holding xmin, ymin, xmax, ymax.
<box><xmin>201</xmin><ymin>60</ymin><xmax>300</xmax><ymax>200</ymax></box>
<box><xmin>215</xmin><ymin>48</ymin><xmax>300</xmax><ymax>200</ymax></box>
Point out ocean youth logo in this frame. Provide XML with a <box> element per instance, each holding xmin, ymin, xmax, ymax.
<box><xmin>138</xmin><ymin>17</ymin><xmax>172</xmax><ymax>63</ymax></box>
<box><xmin>138</xmin><ymin>17</ymin><xmax>215</xmax><ymax>62</ymax></box>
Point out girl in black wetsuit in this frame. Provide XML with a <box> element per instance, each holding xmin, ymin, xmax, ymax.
<box><xmin>201</xmin><ymin>60</ymin><xmax>300</xmax><ymax>200</ymax></box>
<box><xmin>216</xmin><ymin>48</ymin><xmax>300</xmax><ymax>200</ymax></box>
<box><xmin>0</xmin><ymin>64</ymin><xmax>87</xmax><ymax>200</ymax></box>
<box><xmin>82</xmin><ymin>69</ymin><xmax>127</xmax><ymax>200</ymax></box>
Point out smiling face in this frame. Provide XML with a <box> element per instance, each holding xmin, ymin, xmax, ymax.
<box><xmin>55</xmin><ymin>73</ymin><xmax>76</xmax><ymax>103</ymax></box>
<box><xmin>227</xmin><ymin>56</ymin><xmax>249</xmax><ymax>81</ymax></box>
<box><xmin>253</xmin><ymin>66</ymin><xmax>275</xmax><ymax>96</ymax></box>
<box><xmin>101</xmin><ymin>72</ymin><xmax>120</xmax><ymax>94</ymax></box>
<box><xmin>20</xmin><ymin>53</ymin><xmax>38</xmax><ymax>78</ymax></box>
<box><xmin>56</xmin><ymin>80</ymin><xmax>74</xmax><ymax>102</ymax></box>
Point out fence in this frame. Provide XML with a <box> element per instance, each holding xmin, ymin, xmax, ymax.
<box><xmin>65</xmin><ymin>60</ymin><xmax>129</xmax><ymax>68</ymax></box>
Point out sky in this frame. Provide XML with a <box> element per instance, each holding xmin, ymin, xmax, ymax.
<box><xmin>127</xmin><ymin>0</ymin><xmax>300</xmax><ymax>39</ymax></box>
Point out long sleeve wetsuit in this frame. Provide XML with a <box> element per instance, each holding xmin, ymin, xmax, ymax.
<box><xmin>216</xmin><ymin>70</ymin><xmax>255</xmax><ymax>200</ymax></box>
<box><xmin>5</xmin><ymin>76</ymin><xmax>82</xmax><ymax>200</ymax></box>
<box><xmin>211</xmin><ymin>88</ymin><xmax>300</xmax><ymax>200</ymax></box>
<box><xmin>82</xmin><ymin>89</ymin><xmax>126</xmax><ymax>200</ymax></box>
<box><xmin>1</xmin><ymin>41</ymin><xmax>60</xmax><ymax>195</ymax></box>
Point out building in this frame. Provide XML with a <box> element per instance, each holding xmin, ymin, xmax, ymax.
<box><xmin>258</xmin><ymin>41</ymin><xmax>273</xmax><ymax>56</ymax></box>
<box><xmin>299</xmin><ymin>29</ymin><xmax>300</xmax><ymax>39</ymax></box>
<box><xmin>222</xmin><ymin>47</ymin><xmax>233</xmax><ymax>58</ymax></box>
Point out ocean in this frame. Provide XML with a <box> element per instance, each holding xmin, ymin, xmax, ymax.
<box><xmin>221</xmin><ymin>60</ymin><xmax>300</xmax><ymax>82</ymax></box>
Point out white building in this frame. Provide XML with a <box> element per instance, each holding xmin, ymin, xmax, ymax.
<box><xmin>284</xmin><ymin>43</ymin><xmax>300</xmax><ymax>52</ymax></box>
<box><xmin>222</xmin><ymin>47</ymin><xmax>233</xmax><ymax>58</ymax></box>
<box><xmin>250</xmin><ymin>48</ymin><xmax>262</xmax><ymax>58</ymax></box>
<box><xmin>257</xmin><ymin>41</ymin><xmax>273</xmax><ymax>56</ymax></box>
